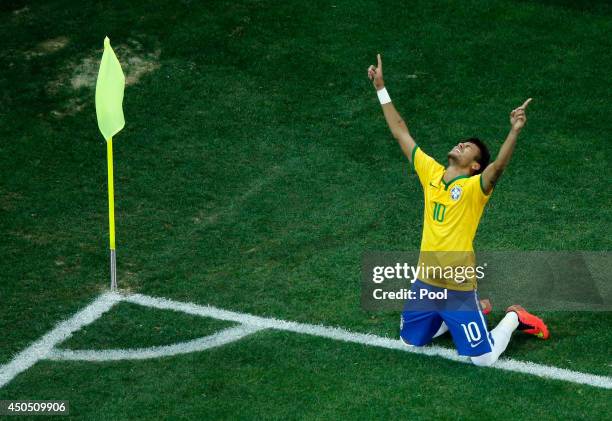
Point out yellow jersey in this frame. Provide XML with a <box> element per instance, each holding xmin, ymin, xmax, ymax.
<box><xmin>412</xmin><ymin>146</ymin><xmax>492</xmax><ymax>291</ymax></box>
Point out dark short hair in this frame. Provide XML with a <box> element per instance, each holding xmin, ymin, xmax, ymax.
<box><xmin>464</xmin><ymin>137</ymin><xmax>490</xmax><ymax>175</ymax></box>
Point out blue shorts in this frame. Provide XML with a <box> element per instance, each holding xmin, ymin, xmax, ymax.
<box><xmin>400</xmin><ymin>280</ymin><xmax>494</xmax><ymax>356</ymax></box>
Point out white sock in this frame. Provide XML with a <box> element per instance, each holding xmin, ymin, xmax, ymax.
<box><xmin>471</xmin><ymin>312</ymin><xmax>519</xmax><ymax>366</ymax></box>
<box><xmin>433</xmin><ymin>322</ymin><xmax>449</xmax><ymax>338</ymax></box>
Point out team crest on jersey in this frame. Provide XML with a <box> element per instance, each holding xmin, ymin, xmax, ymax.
<box><xmin>450</xmin><ymin>185</ymin><xmax>462</xmax><ymax>201</ymax></box>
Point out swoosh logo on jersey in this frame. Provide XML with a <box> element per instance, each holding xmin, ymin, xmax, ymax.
<box><xmin>429</xmin><ymin>182</ymin><xmax>437</xmax><ymax>188</ymax></box>
<box><xmin>470</xmin><ymin>340</ymin><xmax>484</xmax><ymax>348</ymax></box>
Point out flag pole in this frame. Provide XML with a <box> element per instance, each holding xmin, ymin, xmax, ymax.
<box><xmin>96</xmin><ymin>36</ymin><xmax>125</xmax><ymax>291</ymax></box>
<box><xmin>107</xmin><ymin>136</ymin><xmax>117</xmax><ymax>290</ymax></box>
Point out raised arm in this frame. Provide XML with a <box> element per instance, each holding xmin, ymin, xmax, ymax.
<box><xmin>481</xmin><ymin>98</ymin><xmax>532</xmax><ymax>194</ymax></box>
<box><xmin>368</xmin><ymin>54</ymin><xmax>417</xmax><ymax>162</ymax></box>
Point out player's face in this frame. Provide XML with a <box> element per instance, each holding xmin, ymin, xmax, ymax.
<box><xmin>448</xmin><ymin>142</ymin><xmax>480</xmax><ymax>171</ymax></box>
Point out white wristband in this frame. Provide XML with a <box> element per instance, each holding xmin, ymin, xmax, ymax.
<box><xmin>377</xmin><ymin>87</ymin><xmax>391</xmax><ymax>105</ymax></box>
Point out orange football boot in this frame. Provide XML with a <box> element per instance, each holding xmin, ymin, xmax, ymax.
<box><xmin>506</xmin><ymin>304</ymin><xmax>550</xmax><ymax>339</ymax></box>
<box><xmin>480</xmin><ymin>299</ymin><xmax>492</xmax><ymax>315</ymax></box>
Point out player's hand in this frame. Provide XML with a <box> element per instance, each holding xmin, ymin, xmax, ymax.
<box><xmin>367</xmin><ymin>54</ymin><xmax>385</xmax><ymax>90</ymax></box>
<box><xmin>510</xmin><ymin>98</ymin><xmax>532</xmax><ymax>132</ymax></box>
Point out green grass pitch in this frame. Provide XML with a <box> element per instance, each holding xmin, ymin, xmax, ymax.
<box><xmin>1</xmin><ymin>0</ymin><xmax>611</xmax><ymax>419</ymax></box>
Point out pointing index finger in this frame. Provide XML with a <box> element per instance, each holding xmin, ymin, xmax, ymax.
<box><xmin>377</xmin><ymin>53</ymin><xmax>382</xmax><ymax>69</ymax></box>
<box><xmin>520</xmin><ymin>98</ymin><xmax>533</xmax><ymax>109</ymax></box>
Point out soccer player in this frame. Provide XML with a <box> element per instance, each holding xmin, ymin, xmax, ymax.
<box><xmin>367</xmin><ymin>54</ymin><xmax>549</xmax><ymax>366</ymax></box>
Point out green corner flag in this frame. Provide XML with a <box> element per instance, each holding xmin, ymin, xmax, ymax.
<box><xmin>95</xmin><ymin>36</ymin><xmax>125</xmax><ymax>291</ymax></box>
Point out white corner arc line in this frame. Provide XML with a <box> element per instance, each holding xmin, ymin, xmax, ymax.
<box><xmin>48</xmin><ymin>324</ymin><xmax>263</xmax><ymax>361</ymax></box>
<box><xmin>0</xmin><ymin>292</ymin><xmax>121</xmax><ymax>389</ymax></box>
<box><xmin>2</xmin><ymin>292</ymin><xmax>611</xmax><ymax>391</ymax></box>
<box><xmin>124</xmin><ymin>293</ymin><xmax>612</xmax><ymax>390</ymax></box>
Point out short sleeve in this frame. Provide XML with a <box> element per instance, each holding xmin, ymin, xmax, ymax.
<box><xmin>412</xmin><ymin>146</ymin><xmax>444</xmax><ymax>187</ymax></box>
<box><xmin>473</xmin><ymin>174</ymin><xmax>493</xmax><ymax>206</ymax></box>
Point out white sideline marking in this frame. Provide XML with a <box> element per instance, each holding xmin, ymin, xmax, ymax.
<box><xmin>0</xmin><ymin>292</ymin><xmax>121</xmax><ymax>389</ymax></box>
<box><xmin>125</xmin><ymin>293</ymin><xmax>612</xmax><ymax>390</ymax></box>
<box><xmin>48</xmin><ymin>324</ymin><xmax>263</xmax><ymax>361</ymax></box>
<box><xmin>1</xmin><ymin>292</ymin><xmax>611</xmax><ymax>390</ymax></box>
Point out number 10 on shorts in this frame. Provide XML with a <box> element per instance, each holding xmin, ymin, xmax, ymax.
<box><xmin>461</xmin><ymin>322</ymin><xmax>482</xmax><ymax>343</ymax></box>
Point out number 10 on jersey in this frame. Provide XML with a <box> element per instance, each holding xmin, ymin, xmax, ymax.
<box><xmin>433</xmin><ymin>202</ymin><xmax>446</xmax><ymax>222</ymax></box>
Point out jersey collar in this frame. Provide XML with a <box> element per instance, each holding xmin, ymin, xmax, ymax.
<box><xmin>441</xmin><ymin>174</ymin><xmax>470</xmax><ymax>190</ymax></box>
